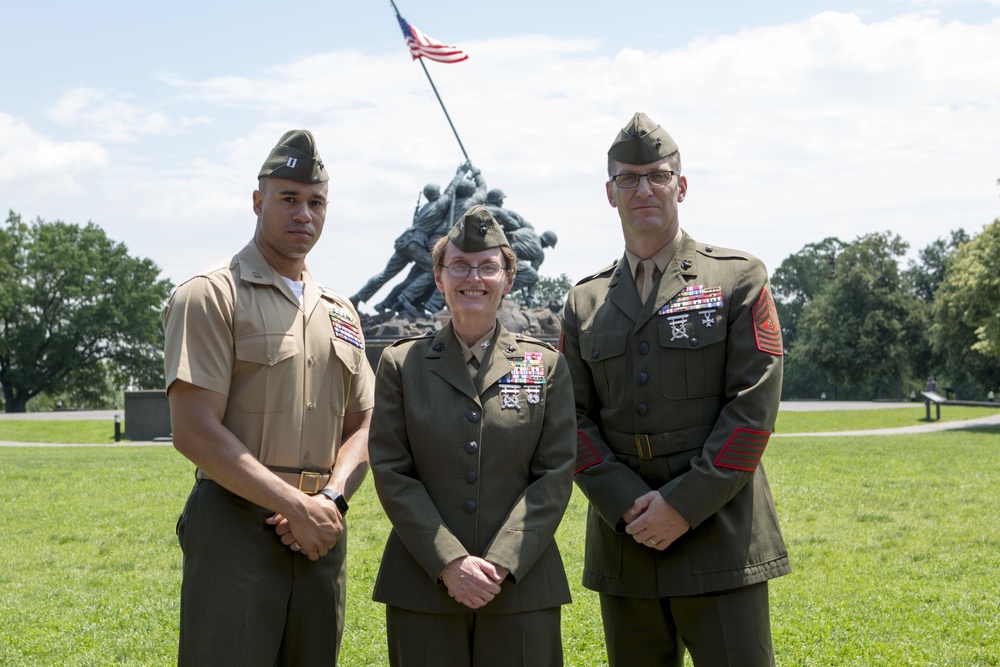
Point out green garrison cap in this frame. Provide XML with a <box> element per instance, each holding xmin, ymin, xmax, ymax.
<box><xmin>258</xmin><ymin>130</ymin><xmax>328</xmax><ymax>183</ymax></box>
<box><xmin>447</xmin><ymin>205</ymin><xmax>510</xmax><ymax>252</ymax></box>
<box><xmin>608</xmin><ymin>112</ymin><xmax>679</xmax><ymax>164</ymax></box>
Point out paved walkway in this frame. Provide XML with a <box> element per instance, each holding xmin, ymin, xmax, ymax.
<box><xmin>2</xmin><ymin>402</ymin><xmax>999</xmax><ymax>446</ymax></box>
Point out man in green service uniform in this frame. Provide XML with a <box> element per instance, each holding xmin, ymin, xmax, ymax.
<box><xmin>163</xmin><ymin>129</ymin><xmax>375</xmax><ymax>665</ymax></box>
<box><xmin>560</xmin><ymin>112</ymin><xmax>790</xmax><ymax>666</ymax></box>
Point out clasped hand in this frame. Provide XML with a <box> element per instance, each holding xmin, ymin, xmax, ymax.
<box><xmin>623</xmin><ymin>490</ymin><xmax>690</xmax><ymax>551</ymax></box>
<box><xmin>441</xmin><ymin>556</ymin><xmax>509</xmax><ymax>610</ymax></box>
<box><xmin>266</xmin><ymin>494</ymin><xmax>344</xmax><ymax>561</ymax></box>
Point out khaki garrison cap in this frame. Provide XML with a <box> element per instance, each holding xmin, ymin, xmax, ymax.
<box><xmin>447</xmin><ymin>205</ymin><xmax>510</xmax><ymax>252</ymax></box>
<box><xmin>608</xmin><ymin>112</ymin><xmax>679</xmax><ymax>165</ymax></box>
<box><xmin>258</xmin><ymin>129</ymin><xmax>328</xmax><ymax>183</ymax></box>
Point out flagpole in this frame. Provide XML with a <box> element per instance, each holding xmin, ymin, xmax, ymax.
<box><xmin>415</xmin><ymin>57</ymin><xmax>470</xmax><ymax>164</ymax></box>
<box><xmin>391</xmin><ymin>0</ymin><xmax>471</xmax><ymax>164</ymax></box>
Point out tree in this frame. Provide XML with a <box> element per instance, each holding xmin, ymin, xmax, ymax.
<box><xmin>769</xmin><ymin>237</ymin><xmax>845</xmax><ymax>349</ymax></box>
<box><xmin>510</xmin><ymin>273</ymin><xmax>574</xmax><ymax>309</ymax></box>
<box><xmin>0</xmin><ymin>212</ymin><xmax>173</xmax><ymax>412</ymax></box>
<box><xmin>792</xmin><ymin>232</ymin><xmax>922</xmax><ymax>399</ymax></box>
<box><xmin>900</xmin><ymin>229</ymin><xmax>971</xmax><ymax>386</ymax></box>
<box><xmin>931</xmin><ymin>219</ymin><xmax>1000</xmax><ymax>394</ymax></box>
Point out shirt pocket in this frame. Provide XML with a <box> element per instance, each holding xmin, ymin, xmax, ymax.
<box><xmin>329</xmin><ymin>337</ymin><xmax>363</xmax><ymax>415</ymax></box>
<box><xmin>580</xmin><ymin>329</ymin><xmax>630</xmax><ymax>409</ymax></box>
<box><xmin>232</xmin><ymin>332</ymin><xmax>299</xmax><ymax>412</ymax></box>
<box><xmin>657</xmin><ymin>316</ymin><xmax>727</xmax><ymax>400</ymax></box>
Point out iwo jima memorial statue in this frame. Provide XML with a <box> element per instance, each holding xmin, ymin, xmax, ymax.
<box><xmin>351</xmin><ymin>160</ymin><xmax>561</xmax><ymax>363</ymax></box>
<box><xmin>354</xmin><ymin>3</ymin><xmax>562</xmax><ymax>363</ymax></box>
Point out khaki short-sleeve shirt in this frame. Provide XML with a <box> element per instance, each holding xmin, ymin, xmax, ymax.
<box><xmin>163</xmin><ymin>240</ymin><xmax>375</xmax><ymax>471</ymax></box>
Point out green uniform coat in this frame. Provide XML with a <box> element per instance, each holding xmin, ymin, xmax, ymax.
<box><xmin>370</xmin><ymin>322</ymin><xmax>576</xmax><ymax>615</ymax></box>
<box><xmin>561</xmin><ymin>231</ymin><xmax>791</xmax><ymax>599</ymax></box>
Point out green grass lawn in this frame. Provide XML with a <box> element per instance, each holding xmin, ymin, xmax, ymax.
<box><xmin>0</xmin><ymin>420</ymin><xmax>125</xmax><ymax>444</ymax></box>
<box><xmin>775</xmin><ymin>404</ymin><xmax>1000</xmax><ymax>433</ymax></box>
<box><xmin>2</xmin><ymin>428</ymin><xmax>999</xmax><ymax>665</ymax></box>
<box><xmin>2</xmin><ymin>404</ymin><xmax>998</xmax><ymax>444</ymax></box>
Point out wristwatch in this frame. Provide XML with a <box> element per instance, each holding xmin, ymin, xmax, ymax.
<box><xmin>317</xmin><ymin>488</ymin><xmax>349</xmax><ymax>516</ymax></box>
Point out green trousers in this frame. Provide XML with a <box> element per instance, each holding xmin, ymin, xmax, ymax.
<box><xmin>176</xmin><ymin>479</ymin><xmax>347</xmax><ymax>666</ymax></box>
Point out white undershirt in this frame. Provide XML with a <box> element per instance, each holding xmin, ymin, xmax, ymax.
<box><xmin>281</xmin><ymin>275</ymin><xmax>304</xmax><ymax>305</ymax></box>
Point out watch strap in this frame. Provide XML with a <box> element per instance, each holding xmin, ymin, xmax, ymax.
<box><xmin>317</xmin><ymin>488</ymin><xmax>349</xmax><ymax>516</ymax></box>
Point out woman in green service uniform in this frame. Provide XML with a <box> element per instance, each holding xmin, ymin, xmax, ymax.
<box><xmin>369</xmin><ymin>206</ymin><xmax>576</xmax><ymax>667</ymax></box>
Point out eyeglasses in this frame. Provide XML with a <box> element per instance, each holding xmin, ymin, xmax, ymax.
<box><xmin>441</xmin><ymin>261</ymin><xmax>505</xmax><ymax>279</ymax></box>
<box><xmin>609</xmin><ymin>170</ymin><xmax>680</xmax><ymax>189</ymax></box>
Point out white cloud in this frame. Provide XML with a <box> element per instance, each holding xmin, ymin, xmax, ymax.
<box><xmin>0</xmin><ymin>112</ymin><xmax>107</xmax><ymax>185</ymax></box>
<box><xmin>3</xmin><ymin>11</ymin><xmax>998</xmax><ymax>301</ymax></box>
<box><xmin>47</xmin><ymin>87</ymin><xmax>208</xmax><ymax>142</ymax></box>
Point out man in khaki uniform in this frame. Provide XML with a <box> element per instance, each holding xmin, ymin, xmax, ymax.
<box><xmin>560</xmin><ymin>112</ymin><xmax>790</xmax><ymax>666</ymax></box>
<box><xmin>163</xmin><ymin>129</ymin><xmax>375</xmax><ymax>666</ymax></box>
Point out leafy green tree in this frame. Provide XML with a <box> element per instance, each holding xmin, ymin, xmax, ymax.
<box><xmin>0</xmin><ymin>212</ymin><xmax>173</xmax><ymax>412</ymax></box>
<box><xmin>931</xmin><ymin>219</ymin><xmax>1000</xmax><ymax>395</ymax></box>
<box><xmin>792</xmin><ymin>232</ymin><xmax>922</xmax><ymax>399</ymax></box>
<box><xmin>511</xmin><ymin>273</ymin><xmax>574</xmax><ymax>309</ymax></box>
<box><xmin>905</xmin><ymin>229</ymin><xmax>970</xmax><ymax>304</ymax></box>
<box><xmin>770</xmin><ymin>237</ymin><xmax>845</xmax><ymax>349</ymax></box>
<box><xmin>901</xmin><ymin>229</ymin><xmax>971</xmax><ymax>387</ymax></box>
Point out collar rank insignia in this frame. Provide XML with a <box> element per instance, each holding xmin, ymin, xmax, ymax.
<box><xmin>659</xmin><ymin>285</ymin><xmax>724</xmax><ymax>316</ymax></box>
<box><xmin>499</xmin><ymin>352</ymin><xmax>546</xmax><ymax>385</ymax></box>
<box><xmin>329</xmin><ymin>307</ymin><xmax>364</xmax><ymax>349</ymax></box>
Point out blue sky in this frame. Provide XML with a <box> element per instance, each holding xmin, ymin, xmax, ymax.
<box><xmin>3</xmin><ymin>0</ymin><xmax>999</xmax><ymax>310</ymax></box>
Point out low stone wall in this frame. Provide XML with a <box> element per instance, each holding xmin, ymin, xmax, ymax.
<box><xmin>124</xmin><ymin>390</ymin><xmax>172</xmax><ymax>441</ymax></box>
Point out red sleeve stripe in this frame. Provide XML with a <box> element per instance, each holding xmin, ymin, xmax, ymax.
<box><xmin>752</xmin><ymin>288</ymin><xmax>783</xmax><ymax>356</ymax></box>
<box><xmin>575</xmin><ymin>431</ymin><xmax>602</xmax><ymax>474</ymax></box>
<box><xmin>714</xmin><ymin>427</ymin><xmax>771</xmax><ymax>472</ymax></box>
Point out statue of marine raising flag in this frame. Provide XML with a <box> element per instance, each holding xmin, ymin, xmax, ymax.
<box><xmin>354</xmin><ymin>4</ymin><xmax>559</xmax><ymax>324</ymax></box>
<box><xmin>366</xmin><ymin>8</ymin><xmax>574</xmax><ymax>667</ymax></box>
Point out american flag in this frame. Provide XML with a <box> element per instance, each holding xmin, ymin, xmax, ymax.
<box><xmin>396</xmin><ymin>15</ymin><xmax>468</xmax><ymax>64</ymax></box>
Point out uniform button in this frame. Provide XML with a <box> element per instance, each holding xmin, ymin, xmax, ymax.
<box><xmin>637</xmin><ymin>403</ymin><xmax>648</xmax><ymax>416</ymax></box>
<box><xmin>307</xmin><ymin>357</ymin><xmax>314</xmax><ymax>367</ymax></box>
<box><xmin>592</xmin><ymin>350</ymin><xmax>600</xmax><ymax>360</ymax></box>
<box><xmin>637</xmin><ymin>372</ymin><xmax>648</xmax><ymax>385</ymax></box>
<box><xmin>465</xmin><ymin>441</ymin><xmax>479</xmax><ymax>454</ymax></box>
<box><xmin>690</xmin><ymin>338</ymin><xmax>699</xmax><ymax>346</ymax></box>
<box><xmin>639</xmin><ymin>342</ymin><xmax>650</xmax><ymax>354</ymax></box>
<box><xmin>307</xmin><ymin>403</ymin><xmax>315</xmax><ymax>410</ymax></box>
<box><xmin>465</xmin><ymin>470</ymin><xmax>478</xmax><ymax>483</ymax></box>
<box><xmin>705</xmin><ymin>245</ymin><xmax>714</xmax><ymax>253</ymax></box>
<box><xmin>464</xmin><ymin>500</ymin><xmax>477</xmax><ymax>514</ymax></box>
<box><xmin>467</xmin><ymin>411</ymin><xmax>481</xmax><ymax>423</ymax></box>
<box><xmin>681</xmin><ymin>260</ymin><xmax>692</xmax><ymax>270</ymax></box>
<box><xmin>304</xmin><ymin>451</ymin><xmax>310</xmax><ymax>459</ymax></box>
<box><xmin>267</xmin><ymin>354</ymin><xmax>273</xmax><ymax>362</ymax></box>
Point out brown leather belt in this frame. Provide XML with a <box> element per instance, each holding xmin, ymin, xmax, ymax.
<box><xmin>266</xmin><ymin>465</ymin><xmax>332</xmax><ymax>493</ymax></box>
<box><xmin>196</xmin><ymin>466</ymin><xmax>331</xmax><ymax>494</ymax></box>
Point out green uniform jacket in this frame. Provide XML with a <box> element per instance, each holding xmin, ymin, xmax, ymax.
<box><xmin>370</xmin><ymin>322</ymin><xmax>576</xmax><ymax>614</ymax></box>
<box><xmin>561</xmin><ymin>232</ymin><xmax>791</xmax><ymax>599</ymax></box>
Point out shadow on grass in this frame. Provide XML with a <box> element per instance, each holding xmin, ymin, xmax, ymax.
<box><xmin>951</xmin><ymin>424</ymin><xmax>1000</xmax><ymax>435</ymax></box>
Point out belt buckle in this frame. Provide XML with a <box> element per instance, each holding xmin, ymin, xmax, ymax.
<box><xmin>298</xmin><ymin>471</ymin><xmax>323</xmax><ymax>494</ymax></box>
<box><xmin>635</xmin><ymin>435</ymin><xmax>653</xmax><ymax>460</ymax></box>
